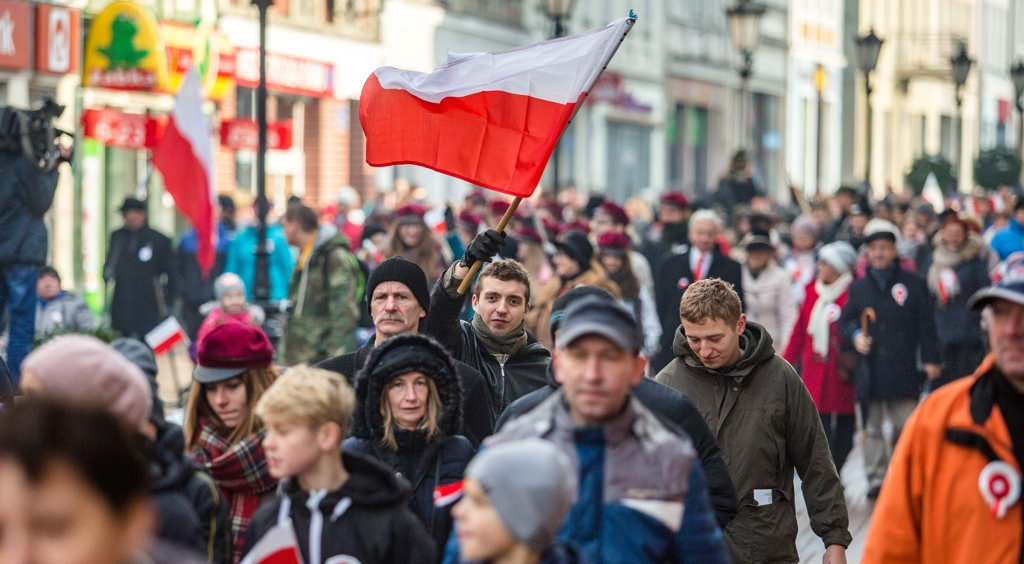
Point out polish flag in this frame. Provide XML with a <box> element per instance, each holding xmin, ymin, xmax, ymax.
<box><xmin>144</xmin><ymin>316</ymin><xmax>189</xmax><ymax>355</ymax></box>
<box><xmin>152</xmin><ymin>67</ymin><xmax>217</xmax><ymax>277</ymax></box>
<box><xmin>434</xmin><ymin>480</ymin><xmax>464</xmax><ymax>507</ymax></box>
<box><xmin>359</xmin><ymin>17</ymin><xmax>635</xmax><ymax>198</ymax></box>
<box><xmin>239</xmin><ymin>523</ymin><xmax>302</xmax><ymax>564</ymax></box>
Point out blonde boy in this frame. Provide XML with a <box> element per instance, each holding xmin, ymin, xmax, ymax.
<box><xmin>243</xmin><ymin>365</ymin><xmax>435</xmax><ymax>564</ymax></box>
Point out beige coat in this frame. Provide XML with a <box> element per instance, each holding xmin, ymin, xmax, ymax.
<box><xmin>526</xmin><ymin>264</ymin><xmax>620</xmax><ymax>350</ymax></box>
<box><xmin>742</xmin><ymin>261</ymin><xmax>797</xmax><ymax>350</ymax></box>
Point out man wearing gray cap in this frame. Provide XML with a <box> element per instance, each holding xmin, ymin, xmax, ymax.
<box><xmin>862</xmin><ymin>252</ymin><xmax>1024</xmax><ymax>562</ymax></box>
<box><xmin>485</xmin><ymin>297</ymin><xmax>728</xmax><ymax>564</ymax></box>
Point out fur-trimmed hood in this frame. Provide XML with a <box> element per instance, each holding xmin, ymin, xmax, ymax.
<box><xmin>350</xmin><ymin>333</ymin><xmax>463</xmax><ymax>442</ymax></box>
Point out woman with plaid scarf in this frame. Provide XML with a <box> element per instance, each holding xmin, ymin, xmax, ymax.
<box><xmin>185</xmin><ymin>322</ymin><xmax>278</xmax><ymax>564</ymax></box>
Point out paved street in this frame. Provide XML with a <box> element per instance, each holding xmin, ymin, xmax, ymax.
<box><xmin>797</xmin><ymin>440</ymin><xmax>874</xmax><ymax>563</ymax></box>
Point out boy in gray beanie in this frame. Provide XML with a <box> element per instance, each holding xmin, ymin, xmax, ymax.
<box><xmin>450</xmin><ymin>438</ymin><xmax>578</xmax><ymax>564</ymax></box>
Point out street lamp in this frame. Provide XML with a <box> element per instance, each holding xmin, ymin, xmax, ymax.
<box><xmin>251</xmin><ymin>0</ymin><xmax>274</xmax><ymax>307</ymax></box>
<box><xmin>726</xmin><ymin>0</ymin><xmax>765</xmax><ymax>150</ymax></box>
<box><xmin>1010</xmin><ymin>61</ymin><xmax>1024</xmax><ymax>148</ymax></box>
<box><xmin>855</xmin><ymin>28</ymin><xmax>883</xmax><ymax>186</ymax></box>
<box><xmin>539</xmin><ymin>0</ymin><xmax>575</xmax><ymax>193</ymax></box>
<box><xmin>951</xmin><ymin>43</ymin><xmax>973</xmax><ymax>191</ymax></box>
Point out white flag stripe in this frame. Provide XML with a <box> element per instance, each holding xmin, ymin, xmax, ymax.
<box><xmin>170</xmin><ymin>69</ymin><xmax>214</xmax><ymax>203</ymax></box>
<box><xmin>144</xmin><ymin>316</ymin><xmax>185</xmax><ymax>349</ymax></box>
<box><xmin>374</xmin><ymin>17</ymin><xmax>634</xmax><ymax>105</ymax></box>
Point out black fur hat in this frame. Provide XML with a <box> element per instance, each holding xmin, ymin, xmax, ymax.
<box><xmin>350</xmin><ymin>334</ymin><xmax>463</xmax><ymax>442</ymax></box>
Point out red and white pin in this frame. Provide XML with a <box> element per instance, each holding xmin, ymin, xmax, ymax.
<box><xmin>825</xmin><ymin>303</ymin><xmax>842</xmax><ymax>324</ymax></box>
<box><xmin>891</xmin><ymin>283</ymin><xmax>908</xmax><ymax>306</ymax></box>
<box><xmin>978</xmin><ymin>460</ymin><xmax>1021</xmax><ymax>519</ymax></box>
<box><xmin>677</xmin><ymin>277</ymin><xmax>691</xmax><ymax>291</ymax></box>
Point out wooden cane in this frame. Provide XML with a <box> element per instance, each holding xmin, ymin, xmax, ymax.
<box><xmin>860</xmin><ymin>307</ymin><xmax>876</xmax><ymax>337</ymax></box>
<box><xmin>457</xmin><ymin>197</ymin><xmax>522</xmax><ymax>295</ymax></box>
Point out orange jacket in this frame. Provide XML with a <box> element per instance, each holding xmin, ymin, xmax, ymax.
<box><xmin>862</xmin><ymin>354</ymin><xmax>1022</xmax><ymax>563</ymax></box>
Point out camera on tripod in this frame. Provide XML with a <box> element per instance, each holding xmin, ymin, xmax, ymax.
<box><xmin>0</xmin><ymin>97</ymin><xmax>72</xmax><ymax>173</ymax></box>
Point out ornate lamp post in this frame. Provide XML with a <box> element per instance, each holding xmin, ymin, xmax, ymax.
<box><xmin>539</xmin><ymin>0</ymin><xmax>576</xmax><ymax>192</ymax></box>
<box><xmin>855</xmin><ymin>29</ymin><xmax>883</xmax><ymax>187</ymax></box>
<box><xmin>726</xmin><ymin>0</ymin><xmax>765</xmax><ymax>150</ymax></box>
<box><xmin>251</xmin><ymin>0</ymin><xmax>274</xmax><ymax>307</ymax></box>
<box><xmin>951</xmin><ymin>44</ymin><xmax>973</xmax><ymax>191</ymax></box>
<box><xmin>1011</xmin><ymin>60</ymin><xmax>1024</xmax><ymax>149</ymax></box>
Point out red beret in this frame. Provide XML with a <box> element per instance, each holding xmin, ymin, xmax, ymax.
<box><xmin>596</xmin><ymin>201</ymin><xmax>630</xmax><ymax>225</ymax></box>
<box><xmin>660</xmin><ymin>191</ymin><xmax>690</xmax><ymax>209</ymax></box>
<box><xmin>194</xmin><ymin>323</ymin><xmax>274</xmax><ymax>383</ymax></box>
<box><xmin>457</xmin><ymin>210</ymin><xmax>483</xmax><ymax>229</ymax></box>
<box><xmin>597</xmin><ymin>232</ymin><xmax>631</xmax><ymax>252</ymax></box>
<box><xmin>514</xmin><ymin>227</ymin><xmax>544</xmax><ymax>245</ymax></box>
<box><xmin>561</xmin><ymin>220</ymin><xmax>590</xmax><ymax>235</ymax></box>
<box><xmin>395</xmin><ymin>203</ymin><xmax>427</xmax><ymax>222</ymax></box>
<box><xmin>467</xmin><ymin>190</ymin><xmax>488</xmax><ymax>205</ymax></box>
<box><xmin>490</xmin><ymin>200</ymin><xmax>511</xmax><ymax>217</ymax></box>
<box><xmin>541</xmin><ymin>201</ymin><xmax>563</xmax><ymax>219</ymax></box>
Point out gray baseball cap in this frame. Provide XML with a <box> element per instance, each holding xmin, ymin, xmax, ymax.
<box><xmin>556</xmin><ymin>296</ymin><xmax>641</xmax><ymax>353</ymax></box>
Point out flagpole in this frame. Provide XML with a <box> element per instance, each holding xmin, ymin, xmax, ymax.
<box><xmin>457</xmin><ymin>197</ymin><xmax>521</xmax><ymax>295</ymax></box>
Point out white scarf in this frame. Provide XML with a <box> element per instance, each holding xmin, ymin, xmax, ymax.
<box><xmin>807</xmin><ymin>271</ymin><xmax>853</xmax><ymax>357</ymax></box>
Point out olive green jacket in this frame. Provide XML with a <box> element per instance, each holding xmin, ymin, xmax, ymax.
<box><xmin>655</xmin><ymin>321</ymin><xmax>851</xmax><ymax>564</ymax></box>
<box><xmin>280</xmin><ymin>225</ymin><xmax>360</xmax><ymax>366</ymax></box>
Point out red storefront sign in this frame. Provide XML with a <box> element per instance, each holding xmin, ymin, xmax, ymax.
<box><xmin>0</xmin><ymin>0</ymin><xmax>30</xmax><ymax>71</ymax></box>
<box><xmin>81</xmin><ymin>108</ymin><xmax>168</xmax><ymax>150</ymax></box>
<box><xmin>220</xmin><ymin>118</ymin><xmax>293</xmax><ymax>151</ymax></box>
<box><xmin>235</xmin><ymin>48</ymin><xmax>333</xmax><ymax>98</ymax></box>
<box><xmin>35</xmin><ymin>5</ymin><xmax>79</xmax><ymax>74</ymax></box>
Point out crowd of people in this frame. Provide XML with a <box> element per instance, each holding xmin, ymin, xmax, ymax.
<box><xmin>2</xmin><ymin>146</ymin><xmax>1024</xmax><ymax>563</ymax></box>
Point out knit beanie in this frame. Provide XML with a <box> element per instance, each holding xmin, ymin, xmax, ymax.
<box><xmin>554</xmin><ymin>232</ymin><xmax>593</xmax><ymax>269</ymax></box>
<box><xmin>22</xmin><ymin>335</ymin><xmax>153</xmax><ymax>429</ymax></box>
<box><xmin>466</xmin><ymin>439</ymin><xmax>578</xmax><ymax>553</ymax></box>
<box><xmin>110</xmin><ymin>338</ymin><xmax>164</xmax><ymax>426</ymax></box>
<box><xmin>365</xmin><ymin>257</ymin><xmax>430</xmax><ymax>315</ymax></box>
<box><xmin>818</xmin><ymin>241</ymin><xmax>859</xmax><ymax>275</ymax></box>
<box><xmin>214</xmin><ymin>272</ymin><xmax>247</xmax><ymax>301</ymax></box>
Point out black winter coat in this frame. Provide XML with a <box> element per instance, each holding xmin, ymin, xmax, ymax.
<box><xmin>345</xmin><ymin>336</ymin><xmax>475</xmax><ymax>560</ymax></box>
<box><xmin>0</xmin><ymin>152</ymin><xmax>58</xmax><ymax>266</ymax></box>
<box><xmin>653</xmin><ymin>249</ymin><xmax>745</xmax><ymax>373</ymax></box>
<box><xmin>0</xmin><ymin>357</ymin><xmax>13</xmax><ymax>405</ymax></box>
<box><xmin>423</xmin><ymin>271</ymin><xmax>551</xmax><ymax>419</ymax></box>
<box><xmin>316</xmin><ymin>341</ymin><xmax>494</xmax><ymax>447</ymax></box>
<box><xmin>495</xmin><ymin>366</ymin><xmax>738</xmax><ymax>529</ymax></box>
<box><xmin>243</xmin><ymin>451</ymin><xmax>436</xmax><ymax>564</ymax></box>
<box><xmin>839</xmin><ymin>267</ymin><xmax>941</xmax><ymax>401</ymax></box>
<box><xmin>104</xmin><ymin>226</ymin><xmax>176</xmax><ymax>338</ymax></box>
<box><xmin>149</xmin><ymin>431</ymin><xmax>206</xmax><ymax>556</ymax></box>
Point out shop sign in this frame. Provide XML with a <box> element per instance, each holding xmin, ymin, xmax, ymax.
<box><xmin>0</xmin><ymin>0</ymin><xmax>30</xmax><ymax>71</ymax></box>
<box><xmin>82</xmin><ymin>1</ymin><xmax>170</xmax><ymax>92</ymax></box>
<box><xmin>81</xmin><ymin>107</ymin><xmax>167</xmax><ymax>150</ymax></box>
<box><xmin>235</xmin><ymin>48</ymin><xmax>333</xmax><ymax>98</ymax></box>
<box><xmin>162</xmin><ymin>21</ymin><xmax>235</xmax><ymax>101</ymax></box>
<box><xmin>586</xmin><ymin>72</ymin><xmax>652</xmax><ymax>113</ymax></box>
<box><xmin>220</xmin><ymin>118</ymin><xmax>293</xmax><ymax>151</ymax></box>
<box><xmin>36</xmin><ymin>5</ymin><xmax>79</xmax><ymax>74</ymax></box>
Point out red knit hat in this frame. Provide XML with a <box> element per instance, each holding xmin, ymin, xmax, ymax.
<box><xmin>194</xmin><ymin>323</ymin><xmax>274</xmax><ymax>383</ymax></box>
<box><xmin>596</xmin><ymin>201</ymin><xmax>630</xmax><ymax>226</ymax></box>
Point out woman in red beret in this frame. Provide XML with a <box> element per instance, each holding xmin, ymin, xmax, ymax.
<box><xmin>385</xmin><ymin>203</ymin><xmax>451</xmax><ymax>282</ymax></box>
<box><xmin>596</xmin><ymin>232</ymin><xmax>661</xmax><ymax>356</ymax></box>
<box><xmin>184</xmin><ymin>322</ymin><xmax>278</xmax><ymax>563</ymax></box>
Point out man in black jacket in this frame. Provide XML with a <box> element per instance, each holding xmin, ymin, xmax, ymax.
<box><xmin>316</xmin><ymin>257</ymin><xmax>494</xmax><ymax>447</ymax></box>
<box><xmin>839</xmin><ymin>218</ymin><xmax>941</xmax><ymax>498</ymax></box>
<box><xmin>0</xmin><ymin>150</ymin><xmax>59</xmax><ymax>384</ymax></box>
<box><xmin>104</xmin><ymin>198</ymin><xmax>176</xmax><ymax>340</ymax></box>
<box><xmin>422</xmin><ymin>231</ymin><xmax>550</xmax><ymax>421</ymax></box>
<box><xmin>496</xmin><ymin>285</ymin><xmax>738</xmax><ymax>528</ymax></box>
<box><xmin>653</xmin><ymin>209</ymin><xmax>745</xmax><ymax>373</ymax></box>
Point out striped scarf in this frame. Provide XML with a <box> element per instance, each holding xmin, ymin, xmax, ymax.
<box><xmin>189</xmin><ymin>419</ymin><xmax>276</xmax><ymax>564</ymax></box>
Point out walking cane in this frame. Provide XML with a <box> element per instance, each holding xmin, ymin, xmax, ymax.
<box><xmin>860</xmin><ymin>307</ymin><xmax>876</xmax><ymax>337</ymax></box>
<box><xmin>457</xmin><ymin>197</ymin><xmax>522</xmax><ymax>295</ymax></box>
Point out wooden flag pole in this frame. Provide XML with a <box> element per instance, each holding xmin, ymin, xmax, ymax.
<box><xmin>457</xmin><ymin>197</ymin><xmax>522</xmax><ymax>295</ymax></box>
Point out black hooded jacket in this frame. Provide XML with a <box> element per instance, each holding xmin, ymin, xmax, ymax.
<box><xmin>316</xmin><ymin>339</ymin><xmax>494</xmax><ymax>447</ymax></box>
<box><xmin>243</xmin><ymin>451</ymin><xmax>436</xmax><ymax>564</ymax></box>
<box><xmin>342</xmin><ymin>335</ymin><xmax>475</xmax><ymax>558</ymax></box>
<box><xmin>149</xmin><ymin>429</ymin><xmax>206</xmax><ymax>556</ymax></box>
<box><xmin>495</xmin><ymin>364</ymin><xmax>739</xmax><ymax>529</ymax></box>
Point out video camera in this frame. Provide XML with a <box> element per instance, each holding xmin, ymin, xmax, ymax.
<box><xmin>0</xmin><ymin>97</ymin><xmax>72</xmax><ymax>174</ymax></box>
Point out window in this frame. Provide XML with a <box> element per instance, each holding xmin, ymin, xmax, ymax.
<box><xmin>607</xmin><ymin>121</ymin><xmax>651</xmax><ymax>202</ymax></box>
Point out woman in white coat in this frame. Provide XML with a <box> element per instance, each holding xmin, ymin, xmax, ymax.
<box><xmin>741</xmin><ymin>230</ymin><xmax>797</xmax><ymax>350</ymax></box>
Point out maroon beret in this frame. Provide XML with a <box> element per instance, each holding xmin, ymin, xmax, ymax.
<box><xmin>457</xmin><ymin>210</ymin><xmax>483</xmax><ymax>229</ymax></box>
<box><xmin>660</xmin><ymin>191</ymin><xmax>691</xmax><ymax>209</ymax></box>
<box><xmin>596</xmin><ymin>201</ymin><xmax>630</xmax><ymax>225</ymax></box>
<box><xmin>395</xmin><ymin>203</ymin><xmax>428</xmax><ymax>222</ymax></box>
<box><xmin>194</xmin><ymin>323</ymin><xmax>274</xmax><ymax>383</ymax></box>
<box><xmin>491</xmin><ymin>200</ymin><xmax>511</xmax><ymax>217</ymax></box>
<box><xmin>514</xmin><ymin>226</ymin><xmax>544</xmax><ymax>245</ymax></box>
<box><xmin>467</xmin><ymin>190</ymin><xmax>488</xmax><ymax>205</ymax></box>
<box><xmin>597</xmin><ymin>232</ymin><xmax>631</xmax><ymax>253</ymax></box>
<box><xmin>561</xmin><ymin>220</ymin><xmax>590</xmax><ymax>235</ymax></box>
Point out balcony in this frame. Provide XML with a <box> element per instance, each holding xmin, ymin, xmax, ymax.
<box><xmin>435</xmin><ymin>0</ymin><xmax>522</xmax><ymax>28</ymax></box>
<box><xmin>893</xmin><ymin>33</ymin><xmax>968</xmax><ymax>80</ymax></box>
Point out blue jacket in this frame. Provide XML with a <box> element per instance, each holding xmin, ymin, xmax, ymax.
<box><xmin>989</xmin><ymin>218</ymin><xmax>1024</xmax><ymax>260</ymax></box>
<box><xmin>224</xmin><ymin>223</ymin><xmax>293</xmax><ymax>301</ymax></box>
<box><xmin>0</xmin><ymin>152</ymin><xmax>58</xmax><ymax>265</ymax></box>
<box><xmin>447</xmin><ymin>394</ymin><xmax>729</xmax><ymax>564</ymax></box>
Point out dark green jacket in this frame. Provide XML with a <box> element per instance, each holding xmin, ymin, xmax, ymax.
<box><xmin>655</xmin><ymin>321</ymin><xmax>851</xmax><ymax>564</ymax></box>
<box><xmin>281</xmin><ymin>225</ymin><xmax>361</xmax><ymax>366</ymax></box>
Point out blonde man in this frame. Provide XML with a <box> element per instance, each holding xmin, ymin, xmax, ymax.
<box><xmin>242</xmin><ymin>365</ymin><xmax>434</xmax><ymax>564</ymax></box>
<box><xmin>655</xmin><ymin>279</ymin><xmax>850</xmax><ymax>564</ymax></box>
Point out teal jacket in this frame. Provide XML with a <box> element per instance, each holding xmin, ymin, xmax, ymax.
<box><xmin>224</xmin><ymin>223</ymin><xmax>294</xmax><ymax>301</ymax></box>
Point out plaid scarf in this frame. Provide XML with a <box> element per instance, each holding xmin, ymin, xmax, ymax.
<box><xmin>189</xmin><ymin>418</ymin><xmax>276</xmax><ymax>564</ymax></box>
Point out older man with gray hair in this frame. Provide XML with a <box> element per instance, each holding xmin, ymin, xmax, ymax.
<box><xmin>653</xmin><ymin>209</ymin><xmax>745</xmax><ymax>372</ymax></box>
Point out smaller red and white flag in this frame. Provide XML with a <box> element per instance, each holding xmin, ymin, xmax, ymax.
<box><xmin>145</xmin><ymin>316</ymin><xmax>189</xmax><ymax>355</ymax></box>
<box><xmin>239</xmin><ymin>523</ymin><xmax>302</xmax><ymax>564</ymax></box>
<box><xmin>434</xmin><ymin>480</ymin><xmax>464</xmax><ymax>507</ymax></box>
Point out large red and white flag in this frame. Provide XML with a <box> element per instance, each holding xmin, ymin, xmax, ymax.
<box><xmin>152</xmin><ymin>68</ymin><xmax>217</xmax><ymax>277</ymax></box>
<box><xmin>359</xmin><ymin>17</ymin><xmax>635</xmax><ymax>198</ymax></box>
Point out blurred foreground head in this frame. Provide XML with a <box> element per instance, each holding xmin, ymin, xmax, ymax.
<box><xmin>0</xmin><ymin>397</ymin><xmax>154</xmax><ymax>564</ymax></box>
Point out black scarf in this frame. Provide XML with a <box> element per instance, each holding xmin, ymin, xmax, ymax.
<box><xmin>472</xmin><ymin>314</ymin><xmax>528</xmax><ymax>358</ymax></box>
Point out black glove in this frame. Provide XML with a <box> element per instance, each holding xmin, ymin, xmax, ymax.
<box><xmin>461</xmin><ymin>229</ymin><xmax>506</xmax><ymax>268</ymax></box>
<box><xmin>444</xmin><ymin>206</ymin><xmax>456</xmax><ymax>233</ymax></box>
